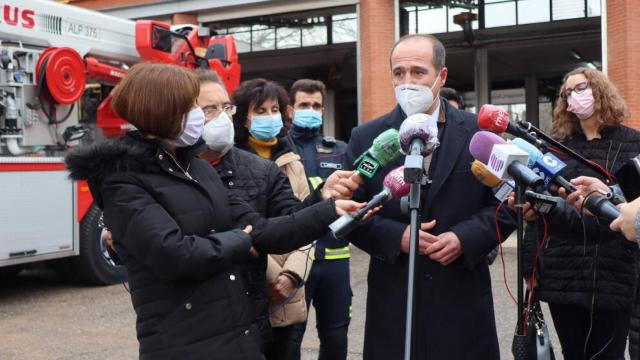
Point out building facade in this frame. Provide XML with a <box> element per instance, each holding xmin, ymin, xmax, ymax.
<box><xmin>67</xmin><ymin>0</ymin><xmax>640</xmax><ymax>137</ymax></box>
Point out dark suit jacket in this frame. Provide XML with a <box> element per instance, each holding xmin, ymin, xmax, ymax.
<box><xmin>347</xmin><ymin>100</ymin><xmax>516</xmax><ymax>360</ymax></box>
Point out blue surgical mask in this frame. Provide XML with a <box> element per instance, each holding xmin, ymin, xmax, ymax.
<box><xmin>293</xmin><ymin>109</ymin><xmax>323</xmax><ymax>129</ymax></box>
<box><xmin>249</xmin><ymin>114</ymin><xmax>283</xmax><ymax>141</ymax></box>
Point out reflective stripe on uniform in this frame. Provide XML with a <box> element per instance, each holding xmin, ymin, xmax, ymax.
<box><xmin>323</xmin><ymin>245</ymin><xmax>351</xmax><ymax>260</ymax></box>
<box><xmin>308</xmin><ymin>176</ymin><xmax>323</xmax><ymax>190</ymax></box>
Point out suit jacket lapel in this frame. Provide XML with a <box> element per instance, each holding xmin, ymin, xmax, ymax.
<box><xmin>425</xmin><ymin>101</ymin><xmax>469</xmax><ymax>206</ymax></box>
<box><xmin>385</xmin><ymin>106</ymin><xmax>409</xmax><ymax>169</ymax></box>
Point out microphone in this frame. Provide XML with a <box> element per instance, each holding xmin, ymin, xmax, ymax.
<box><xmin>469</xmin><ymin>131</ymin><xmax>544</xmax><ymax>191</ymax></box>
<box><xmin>470</xmin><ymin>160</ymin><xmax>514</xmax><ymax>201</ymax></box>
<box><xmin>615</xmin><ymin>154</ymin><xmax>640</xmax><ymax>201</ymax></box>
<box><xmin>468</xmin><ymin>130</ymin><xmax>505</xmax><ymax>163</ymax></box>
<box><xmin>583</xmin><ymin>194</ymin><xmax>620</xmax><ymax>224</ymax></box>
<box><xmin>470</xmin><ymin>159</ymin><xmax>557</xmax><ymax>213</ymax></box>
<box><xmin>399</xmin><ymin>113</ymin><xmax>439</xmax><ymax>155</ymax></box>
<box><xmin>508</xmin><ymin>137</ymin><xmax>577</xmax><ymax>193</ymax></box>
<box><xmin>507</xmin><ymin>138</ymin><xmax>541</xmax><ymax>167</ymax></box>
<box><xmin>329</xmin><ymin>166</ymin><xmax>410</xmax><ymax>238</ymax></box>
<box><xmin>398</xmin><ymin>113</ymin><xmax>439</xmax><ymax>183</ymax></box>
<box><xmin>479</xmin><ymin>104</ymin><xmax>614</xmax><ymax>180</ymax></box>
<box><xmin>478</xmin><ymin>104</ymin><xmax>546</xmax><ymax>150</ymax></box>
<box><xmin>353</xmin><ymin>128</ymin><xmax>401</xmax><ymax>179</ymax></box>
<box><xmin>471</xmin><ymin>159</ymin><xmax>503</xmax><ymax>187</ymax></box>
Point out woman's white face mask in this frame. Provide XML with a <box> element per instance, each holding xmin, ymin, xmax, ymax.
<box><xmin>167</xmin><ymin>107</ymin><xmax>205</xmax><ymax>148</ymax></box>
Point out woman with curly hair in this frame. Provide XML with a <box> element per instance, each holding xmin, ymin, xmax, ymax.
<box><xmin>523</xmin><ymin>67</ymin><xmax>640</xmax><ymax>359</ymax></box>
<box><xmin>231</xmin><ymin>78</ymin><xmax>314</xmax><ymax>360</ymax></box>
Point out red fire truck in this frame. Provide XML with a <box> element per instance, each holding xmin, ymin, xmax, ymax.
<box><xmin>0</xmin><ymin>0</ymin><xmax>241</xmax><ymax>284</ymax></box>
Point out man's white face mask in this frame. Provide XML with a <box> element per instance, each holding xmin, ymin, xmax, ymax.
<box><xmin>394</xmin><ymin>71</ymin><xmax>441</xmax><ymax>116</ymax></box>
<box><xmin>202</xmin><ymin>112</ymin><xmax>235</xmax><ymax>156</ymax></box>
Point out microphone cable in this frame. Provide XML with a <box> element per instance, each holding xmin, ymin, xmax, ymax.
<box><xmin>523</xmin><ymin>215</ymin><xmax>548</xmax><ymax>337</ymax></box>
<box><xmin>493</xmin><ymin>199</ymin><xmax>517</xmax><ymax>305</ymax></box>
<box><xmin>578</xmin><ymin>191</ymin><xmax>617</xmax><ymax>359</ymax></box>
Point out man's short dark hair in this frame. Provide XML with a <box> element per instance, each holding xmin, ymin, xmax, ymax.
<box><xmin>440</xmin><ymin>87</ymin><xmax>464</xmax><ymax>109</ymax></box>
<box><xmin>390</xmin><ymin>34</ymin><xmax>446</xmax><ymax>71</ymax></box>
<box><xmin>289</xmin><ymin>79</ymin><xmax>326</xmax><ymax>105</ymax></box>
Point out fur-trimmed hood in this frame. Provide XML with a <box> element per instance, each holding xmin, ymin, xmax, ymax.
<box><xmin>65</xmin><ymin>131</ymin><xmax>206</xmax><ymax>207</ymax></box>
<box><xmin>66</xmin><ymin>132</ymin><xmax>158</xmax><ymax>182</ymax></box>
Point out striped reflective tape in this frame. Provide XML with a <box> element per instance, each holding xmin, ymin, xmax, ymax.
<box><xmin>308</xmin><ymin>176</ymin><xmax>323</xmax><ymax>190</ymax></box>
<box><xmin>323</xmin><ymin>246</ymin><xmax>350</xmax><ymax>260</ymax></box>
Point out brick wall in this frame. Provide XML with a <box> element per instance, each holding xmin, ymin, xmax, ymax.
<box><xmin>607</xmin><ymin>0</ymin><xmax>640</xmax><ymax>130</ymax></box>
<box><xmin>171</xmin><ymin>13</ymin><xmax>198</xmax><ymax>25</ymax></box>
<box><xmin>359</xmin><ymin>0</ymin><xmax>396</xmax><ymax>123</ymax></box>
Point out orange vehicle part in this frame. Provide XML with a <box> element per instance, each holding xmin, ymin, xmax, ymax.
<box><xmin>85</xmin><ymin>57</ymin><xmax>126</xmax><ymax>86</ymax></box>
<box><xmin>76</xmin><ymin>180</ymin><xmax>93</xmax><ymax>222</ymax></box>
<box><xmin>97</xmin><ymin>21</ymin><xmax>242</xmax><ymax>138</ymax></box>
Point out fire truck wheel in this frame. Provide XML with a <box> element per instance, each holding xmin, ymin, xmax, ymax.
<box><xmin>0</xmin><ymin>266</ymin><xmax>22</xmax><ymax>287</ymax></box>
<box><xmin>72</xmin><ymin>204</ymin><xmax>126</xmax><ymax>285</ymax></box>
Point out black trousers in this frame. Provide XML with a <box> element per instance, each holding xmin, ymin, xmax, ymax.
<box><xmin>290</xmin><ymin>259</ymin><xmax>351</xmax><ymax>360</ymax></box>
<box><xmin>264</xmin><ymin>325</ymin><xmax>303</xmax><ymax>360</ymax></box>
<box><xmin>549</xmin><ymin>302</ymin><xmax>631</xmax><ymax>360</ymax></box>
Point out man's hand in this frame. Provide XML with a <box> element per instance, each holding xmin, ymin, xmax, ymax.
<box><xmin>426</xmin><ymin>231</ymin><xmax>463</xmax><ymax>266</ymax></box>
<box><xmin>507</xmin><ymin>193</ymin><xmax>539</xmax><ymax>221</ymax></box>
<box><xmin>610</xmin><ymin>197</ymin><xmax>640</xmax><ymax>242</ymax></box>
<box><xmin>570</xmin><ymin>176</ymin><xmax>609</xmax><ymax>193</ymax></box>
<box><xmin>322</xmin><ymin>170</ymin><xmax>364</xmax><ymax>200</ymax></box>
<box><xmin>564</xmin><ymin>176</ymin><xmax>610</xmax><ymax>214</ymax></box>
<box><xmin>400</xmin><ymin>220</ymin><xmax>437</xmax><ymax>255</ymax></box>
<box><xmin>268</xmin><ymin>274</ymin><xmax>296</xmax><ymax>304</ymax></box>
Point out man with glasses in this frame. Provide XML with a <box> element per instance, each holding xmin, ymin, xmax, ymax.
<box><xmin>285</xmin><ymin>79</ymin><xmax>352</xmax><ymax>360</ymax></box>
<box><xmin>197</xmin><ymin>72</ymin><xmax>361</xmax><ymax>358</ymax></box>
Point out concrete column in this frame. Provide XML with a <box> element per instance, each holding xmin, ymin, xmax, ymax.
<box><xmin>324</xmin><ymin>89</ymin><xmax>336</xmax><ymax>138</ymax></box>
<box><xmin>358</xmin><ymin>0</ymin><xmax>396</xmax><ymax>123</ymax></box>
<box><xmin>474</xmin><ymin>47</ymin><xmax>490</xmax><ymax>110</ymax></box>
<box><xmin>607</xmin><ymin>0</ymin><xmax>640</xmax><ymax>130</ymax></box>
<box><xmin>525</xmin><ymin>75</ymin><xmax>539</xmax><ymax>127</ymax></box>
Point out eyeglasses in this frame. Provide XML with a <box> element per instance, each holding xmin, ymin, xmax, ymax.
<box><xmin>202</xmin><ymin>104</ymin><xmax>237</xmax><ymax>119</ymax></box>
<box><xmin>561</xmin><ymin>81</ymin><xmax>589</xmax><ymax>99</ymax></box>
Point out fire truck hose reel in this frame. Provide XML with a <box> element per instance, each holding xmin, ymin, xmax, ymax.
<box><xmin>36</xmin><ymin>47</ymin><xmax>86</xmax><ymax>105</ymax></box>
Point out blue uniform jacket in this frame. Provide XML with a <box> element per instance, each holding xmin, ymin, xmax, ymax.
<box><xmin>286</xmin><ymin>125</ymin><xmax>351</xmax><ymax>261</ymax></box>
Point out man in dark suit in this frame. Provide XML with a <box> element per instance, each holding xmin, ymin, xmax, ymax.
<box><xmin>346</xmin><ymin>34</ymin><xmax>516</xmax><ymax>359</ymax></box>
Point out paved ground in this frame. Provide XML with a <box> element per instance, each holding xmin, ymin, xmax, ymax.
<box><xmin>0</xmin><ymin>245</ymin><xmax>632</xmax><ymax>359</ymax></box>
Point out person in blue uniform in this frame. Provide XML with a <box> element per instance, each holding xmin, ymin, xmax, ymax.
<box><xmin>286</xmin><ymin>79</ymin><xmax>352</xmax><ymax>360</ymax></box>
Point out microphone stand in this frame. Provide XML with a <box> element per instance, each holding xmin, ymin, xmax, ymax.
<box><xmin>517</xmin><ymin>120</ymin><xmax>611</xmax><ymax>179</ymax></box>
<box><xmin>403</xmin><ymin>139</ymin><xmax>427</xmax><ymax>360</ymax></box>
<box><xmin>511</xmin><ymin>182</ymin><xmax>527</xmax><ymax>360</ymax></box>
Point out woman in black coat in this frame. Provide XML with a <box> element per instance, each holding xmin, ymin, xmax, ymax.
<box><xmin>196</xmin><ymin>70</ymin><xmax>358</xmax><ymax>351</ymax></box>
<box><xmin>65</xmin><ymin>63</ymin><xmax>361</xmax><ymax>360</ymax></box>
<box><xmin>523</xmin><ymin>67</ymin><xmax>640</xmax><ymax>359</ymax></box>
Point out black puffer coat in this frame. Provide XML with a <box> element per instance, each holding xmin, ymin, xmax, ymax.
<box><xmin>631</xmin><ymin>261</ymin><xmax>640</xmax><ymax>360</ymax></box>
<box><xmin>214</xmin><ymin>147</ymin><xmax>322</xmax><ymax>344</ymax></box>
<box><xmin>524</xmin><ymin>125</ymin><xmax>640</xmax><ymax>310</ymax></box>
<box><xmin>65</xmin><ymin>132</ymin><xmax>337</xmax><ymax>360</ymax></box>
